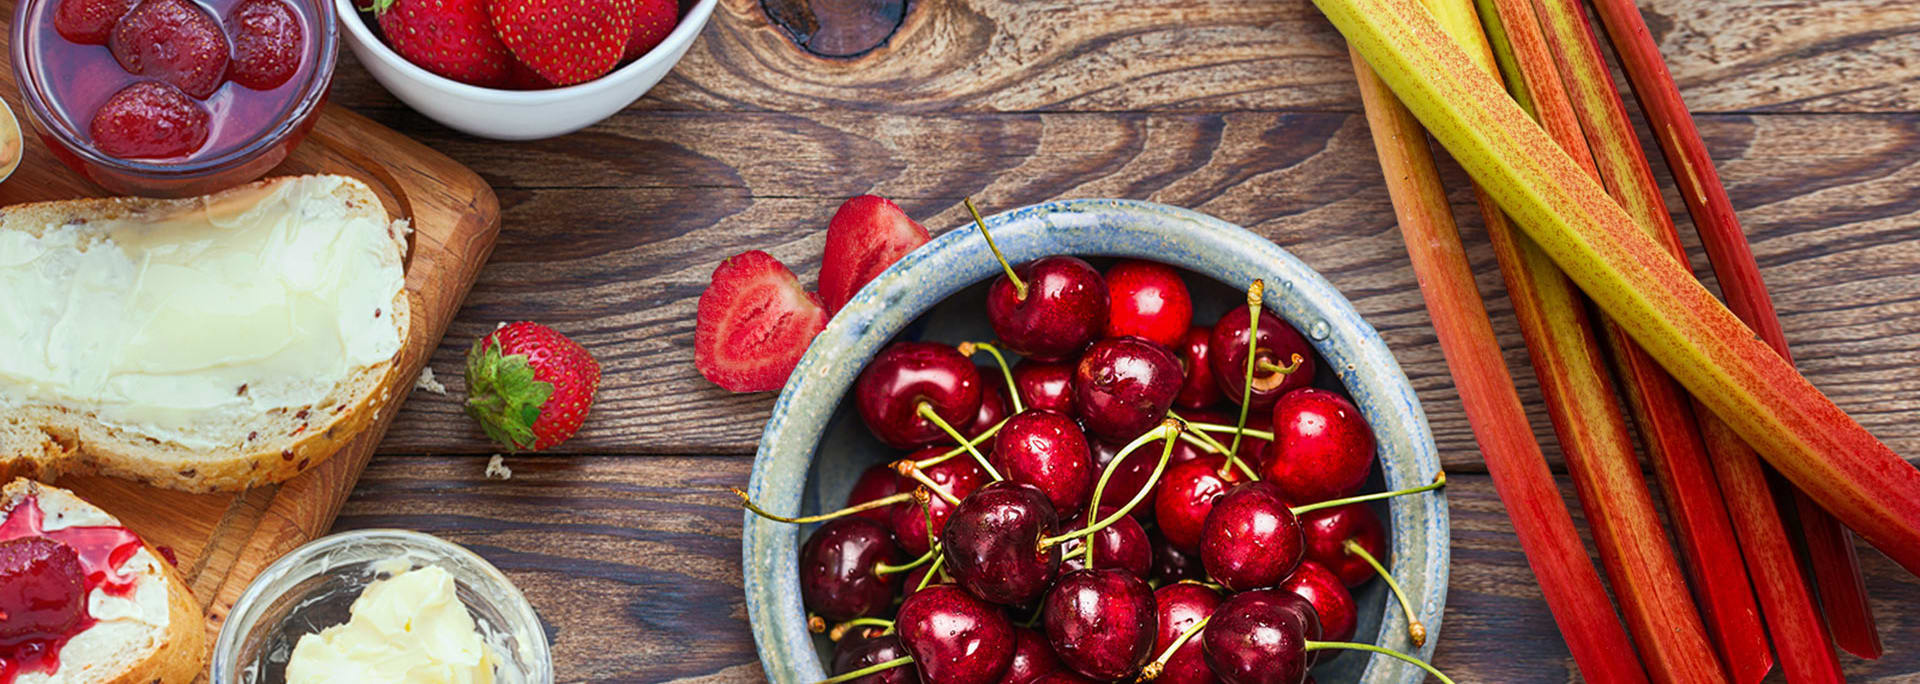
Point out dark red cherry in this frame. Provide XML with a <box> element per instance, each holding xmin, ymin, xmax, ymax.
<box><xmin>1073</xmin><ymin>337</ymin><xmax>1182</xmax><ymax>442</ymax></box>
<box><xmin>1028</xmin><ymin>673</ymin><xmax>1097</xmax><ymax>684</ymax></box>
<box><xmin>1091</xmin><ymin>439</ymin><xmax>1158</xmax><ymax>520</ymax></box>
<box><xmin>1150</xmin><ymin>529</ymin><xmax>1206</xmax><ymax>582</ymax></box>
<box><xmin>903</xmin><ymin>563</ymin><xmax>949</xmax><ymax>597</ymax></box>
<box><xmin>1174</xmin><ymin>326</ymin><xmax>1221</xmax><ymax>410</ymax></box>
<box><xmin>847</xmin><ymin>463</ymin><xmax>910</xmax><ymax>524</ymax></box>
<box><xmin>1182</xmin><ymin>408</ymin><xmax>1271</xmax><ymax>468</ymax></box>
<box><xmin>941</xmin><ymin>482</ymin><xmax>1061</xmax><ymax>606</ymax></box>
<box><xmin>833</xmin><ymin>633</ymin><xmax>922</xmax><ymax>684</ymax></box>
<box><xmin>1012</xmin><ymin>359</ymin><xmax>1077</xmax><ymax>415</ymax></box>
<box><xmin>891</xmin><ymin>455</ymin><xmax>991</xmax><ymax>557</ymax></box>
<box><xmin>897</xmin><ymin>585</ymin><xmax>1016</xmax><ymax>684</ymax></box>
<box><xmin>1004</xmin><ymin>626</ymin><xmax>1065</xmax><ymax>684</ymax></box>
<box><xmin>964</xmin><ymin>371</ymin><xmax>1011</xmax><ymax>440</ymax></box>
<box><xmin>1261</xmin><ymin>388</ymin><xmax>1374</xmax><ymax>504</ymax></box>
<box><xmin>988</xmin><ymin>256</ymin><xmax>1109</xmax><ymax>362</ymax></box>
<box><xmin>1208</xmin><ymin>307</ymin><xmax>1315</xmax><ymax>411</ymax></box>
<box><xmin>1059</xmin><ymin>506</ymin><xmax>1153</xmax><ymax>579</ymax></box>
<box><xmin>1299</xmin><ymin>503</ymin><xmax>1386</xmax><ymax>588</ymax></box>
<box><xmin>857</xmin><ymin>342</ymin><xmax>984</xmax><ymax>449</ymax></box>
<box><xmin>0</xmin><ymin>536</ymin><xmax>87</xmax><ymax>645</ymax></box>
<box><xmin>799</xmin><ymin>517</ymin><xmax>904</xmax><ymax>621</ymax></box>
<box><xmin>1153</xmin><ymin>454</ymin><xmax>1245</xmax><ymax>552</ymax></box>
<box><xmin>1281</xmin><ymin>560</ymin><xmax>1356</xmax><ymax>643</ymax></box>
<box><xmin>1103</xmin><ymin>260</ymin><xmax>1192</xmax><ymax>349</ymax></box>
<box><xmin>991</xmin><ymin>409</ymin><xmax>1094</xmax><ymax>515</ymax></box>
<box><xmin>1152</xmin><ymin>582</ymin><xmax>1222</xmax><ymax>684</ymax></box>
<box><xmin>1202</xmin><ymin>590</ymin><xmax>1318</xmax><ymax>684</ymax></box>
<box><xmin>1043</xmin><ymin>568</ymin><xmax>1158</xmax><ymax>681</ymax></box>
<box><xmin>1200</xmin><ymin>482</ymin><xmax>1304</xmax><ymax>592</ymax></box>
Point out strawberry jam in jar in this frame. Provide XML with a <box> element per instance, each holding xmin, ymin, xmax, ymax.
<box><xmin>11</xmin><ymin>0</ymin><xmax>336</xmax><ymax>197</ymax></box>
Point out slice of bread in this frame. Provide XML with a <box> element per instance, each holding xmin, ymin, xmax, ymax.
<box><xmin>2</xmin><ymin>478</ymin><xmax>205</xmax><ymax>684</ymax></box>
<box><xmin>0</xmin><ymin>176</ymin><xmax>412</xmax><ymax>492</ymax></box>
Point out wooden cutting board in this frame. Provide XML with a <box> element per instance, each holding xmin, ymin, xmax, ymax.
<box><xmin>0</xmin><ymin>28</ymin><xmax>501</xmax><ymax>650</ymax></box>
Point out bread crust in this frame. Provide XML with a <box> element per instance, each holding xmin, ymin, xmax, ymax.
<box><xmin>0</xmin><ymin>176</ymin><xmax>414</xmax><ymax>492</ymax></box>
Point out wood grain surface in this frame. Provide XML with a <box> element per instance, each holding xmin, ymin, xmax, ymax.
<box><xmin>312</xmin><ymin>0</ymin><xmax>1919</xmax><ymax>681</ymax></box>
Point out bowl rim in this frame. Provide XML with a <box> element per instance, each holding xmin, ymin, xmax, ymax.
<box><xmin>333</xmin><ymin>0</ymin><xmax>717</xmax><ymax>103</ymax></box>
<box><xmin>743</xmin><ymin>199</ymin><xmax>1449</xmax><ymax>684</ymax></box>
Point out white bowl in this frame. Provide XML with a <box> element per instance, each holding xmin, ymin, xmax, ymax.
<box><xmin>336</xmin><ymin>0</ymin><xmax>715</xmax><ymax>140</ymax></box>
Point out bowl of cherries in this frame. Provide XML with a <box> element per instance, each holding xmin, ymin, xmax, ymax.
<box><xmin>740</xmin><ymin>199</ymin><xmax>1451</xmax><ymax>684</ymax></box>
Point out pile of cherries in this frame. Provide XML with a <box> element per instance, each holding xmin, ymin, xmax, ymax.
<box><xmin>741</xmin><ymin>207</ymin><xmax>1450</xmax><ymax>684</ymax></box>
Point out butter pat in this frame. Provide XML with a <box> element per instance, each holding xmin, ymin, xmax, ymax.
<box><xmin>287</xmin><ymin>565</ymin><xmax>496</xmax><ymax>684</ymax></box>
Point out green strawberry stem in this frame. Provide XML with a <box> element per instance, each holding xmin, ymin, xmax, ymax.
<box><xmin>465</xmin><ymin>337</ymin><xmax>555</xmax><ymax>452</ymax></box>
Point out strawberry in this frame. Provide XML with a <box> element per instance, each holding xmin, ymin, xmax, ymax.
<box><xmin>817</xmin><ymin>196</ymin><xmax>931</xmax><ymax>316</ymax></box>
<box><xmin>53</xmin><ymin>0</ymin><xmax>136</xmax><ymax>45</ymax></box>
<box><xmin>89</xmin><ymin>81</ymin><xmax>209</xmax><ymax>159</ymax></box>
<box><xmin>227</xmin><ymin>0</ymin><xmax>303</xmax><ymax>91</ymax></box>
<box><xmin>465</xmin><ymin>322</ymin><xmax>601</xmax><ymax>451</ymax></box>
<box><xmin>489</xmin><ymin>0</ymin><xmax>638</xmax><ymax>86</ymax></box>
<box><xmin>621</xmin><ymin>0</ymin><xmax>677</xmax><ymax>61</ymax></box>
<box><xmin>110</xmin><ymin>0</ymin><xmax>230</xmax><ymax>99</ymax></box>
<box><xmin>695</xmin><ymin>251</ymin><xmax>829</xmax><ymax>392</ymax></box>
<box><xmin>372</xmin><ymin>0</ymin><xmax>514</xmax><ymax>87</ymax></box>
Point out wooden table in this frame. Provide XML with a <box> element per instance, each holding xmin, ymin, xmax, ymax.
<box><xmin>324</xmin><ymin>0</ymin><xmax>1920</xmax><ymax>680</ymax></box>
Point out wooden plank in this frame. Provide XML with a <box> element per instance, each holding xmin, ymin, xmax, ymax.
<box><xmin>327</xmin><ymin>0</ymin><xmax>1920</xmax><ymax>114</ymax></box>
<box><xmin>333</xmin><ymin>454</ymin><xmax>1920</xmax><ymax>682</ymax></box>
<box><xmin>372</xmin><ymin>110</ymin><xmax>1920</xmax><ymax>467</ymax></box>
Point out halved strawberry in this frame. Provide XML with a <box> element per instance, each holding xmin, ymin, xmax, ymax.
<box><xmin>695</xmin><ymin>250</ymin><xmax>828</xmax><ymax>392</ymax></box>
<box><xmin>817</xmin><ymin>196</ymin><xmax>930</xmax><ymax>316</ymax></box>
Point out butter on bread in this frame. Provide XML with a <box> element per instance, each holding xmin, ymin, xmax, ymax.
<box><xmin>0</xmin><ymin>176</ymin><xmax>412</xmax><ymax>492</ymax></box>
<box><xmin>2</xmin><ymin>478</ymin><xmax>205</xmax><ymax>684</ymax></box>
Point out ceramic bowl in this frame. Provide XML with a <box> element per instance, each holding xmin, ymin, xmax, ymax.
<box><xmin>743</xmin><ymin>199</ymin><xmax>1448</xmax><ymax>684</ymax></box>
<box><xmin>336</xmin><ymin>0</ymin><xmax>716</xmax><ymax>140</ymax></box>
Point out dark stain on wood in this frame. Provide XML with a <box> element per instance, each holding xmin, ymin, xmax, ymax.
<box><xmin>762</xmin><ymin>0</ymin><xmax>908</xmax><ymax>58</ymax></box>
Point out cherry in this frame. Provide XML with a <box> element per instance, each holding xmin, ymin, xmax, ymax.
<box><xmin>846</xmin><ymin>463</ymin><xmax>910</xmax><ymax>525</ymax></box>
<box><xmin>227</xmin><ymin>0</ymin><xmax>302</xmax><ymax>90</ymax></box>
<box><xmin>1200</xmin><ymin>482</ymin><xmax>1303</xmax><ymax>592</ymax></box>
<box><xmin>1059</xmin><ymin>506</ymin><xmax>1153</xmax><ymax>579</ymax></box>
<box><xmin>1281</xmin><ymin>561</ymin><xmax>1356</xmax><ymax>643</ymax></box>
<box><xmin>896</xmin><ymin>585</ymin><xmax>1016</xmax><ymax>684</ymax></box>
<box><xmin>0</xmin><ymin>537</ymin><xmax>87</xmax><ymax>645</ymax></box>
<box><xmin>1011</xmin><ymin>359</ymin><xmax>1077</xmax><ymax>416</ymax></box>
<box><xmin>903</xmin><ymin>562</ymin><xmax>948</xmax><ymax>597</ymax></box>
<box><xmin>833</xmin><ymin>633</ymin><xmax>921</xmax><ymax>684</ymax></box>
<box><xmin>1181</xmin><ymin>408</ymin><xmax>1272</xmax><ymax>469</ymax></box>
<box><xmin>1261</xmin><ymin>389</ymin><xmax>1374</xmax><ymax>504</ymax></box>
<box><xmin>1153</xmin><ymin>454</ymin><xmax>1245</xmax><ymax>552</ymax></box>
<box><xmin>1174</xmin><ymin>326</ymin><xmax>1221</xmax><ymax>410</ymax></box>
<box><xmin>1074</xmin><ymin>336</ymin><xmax>1182</xmax><ymax>442</ymax></box>
<box><xmin>986</xmin><ymin>256</ymin><xmax>1109</xmax><ymax>363</ymax></box>
<box><xmin>1208</xmin><ymin>303</ymin><xmax>1315</xmax><ymax>412</ymax></box>
<box><xmin>857</xmin><ymin>342</ymin><xmax>983</xmax><ymax>450</ymax></box>
<box><xmin>54</xmin><ymin>0</ymin><xmax>136</xmax><ymax>44</ymax></box>
<box><xmin>1091</xmin><ymin>439</ymin><xmax>1158</xmax><ymax>520</ymax></box>
<box><xmin>990</xmin><ymin>409</ymin><xmax>1094</xmax><ymax>515</ymax></box>
<box><xmin>1029</xmin><ymin>673</ymin><xmax>1097</xmax><ymax>684</ymax></box>
<box><xmin>963</xmin><ymin>371</ymin><xmax>1011</xmax><ymax>440</ymax></box>
<box><xmin>1103</xmin><ymin>260</ymin><xmax>1192</xmax><ymax>349</ymax></box>
<box><xmin>890</xmin><ymin>454</ymin><xmax>991</xmax><ymax>557</ymax></box>
<box><xmin>1043</xmin><ymin>568</ymin><xmax>1158</xmax><ymax>681</ymax></box>
<box><xmin>1148</xmin><ymin>582</ymin><xmax>1221</xmax><ymax>684</ymax></box>
<box><xmin>941</xmin><ymin>481</ymin><xmax>1061</xmax><ymax>606</ymax></box>
<box><xmin>799</xmin><ymin>517</ymin><xmax>906</xmax><ymax>621</ymax></box>
<box><xmin>1150</xmin><ymin>529</ymin><xmax>1206</xmax><ymax>582</ymax></box>
<box><xmin>1004</xmin><ymin>626</ymin><xmax>1065</xmax><ymax>684</ymax></box>
<box><xmin>88</xmin><ymin>81</ymin><xmax>209</xmax><ymax>159</ymax></box>
<box><xmin>1201</xmin><ymin>590</ymin><xmax>1317</xmax><ymax>684</ymax></box>
<box><xmin>1298</xmin><ymin>503</ymin><xmax>1385</xmax><ymax>588</ymax></box>
<box><xmin>110</xmin><ymin>0</ymin><xmax>231</xmax><ymax>99</ymax></box>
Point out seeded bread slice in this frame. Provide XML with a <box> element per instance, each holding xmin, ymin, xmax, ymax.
<box><xmin>0</xmin><ymin>176</ymin><xmax>412</xmax><ymax>492</ymax></box>
<box><xmin>2</xmin><ymin>478</ymin><xmax>205</xmax><ymax>684</ymax></box>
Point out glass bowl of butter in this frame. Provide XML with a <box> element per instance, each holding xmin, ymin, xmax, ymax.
<box><xmin>212</xmin><ymin>529</ymin><xmax>552</xmax><ymax>684</ymax></box>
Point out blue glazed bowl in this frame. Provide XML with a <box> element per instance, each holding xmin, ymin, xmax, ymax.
<box><xmin>744</xmin><ymin>199</ymin><xmax>1448</xmax><ymax>684</ymax></box>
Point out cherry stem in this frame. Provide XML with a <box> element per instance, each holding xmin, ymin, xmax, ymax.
<box><xmin>1289</xmin><ymin>472</ymin><xmax>1447</xmax><ymax>516</ymax></box>
<box><xmin>874</xmin><ymin>546</ymin><xmax>938</xmax><ymax>576</ymax></box>
<box><xmin>1138</xmin><ymin>615</ymin><xmax>1210</xmax><ymax>682</ymax></box>
<box><xmin>1168</xmin><ymin>410</ymin><xmax>1258</xmax><ymax>481</ymax></box>
<box><xmin>1256</xmin><ymin>354</ymin><xmax>1306</xmax><ymax>376</ymax></box>
<box><xmin>1043</xmin><ymin>420</ymin><xmax>1182</xmax><ymax>549</ymax></box>
<box><xmin>959</xmin><ymin>341</ymin><xmax>1024</xmax><ymax>414</ymax></box>
<box><xmin>1346</xmin><ymin>539</ymin><xmax>1427</xmax><ymax>647</ymax></box>
<box><xmin>913</xmin><ymin>418</ymin><xmax>1007</xmax><ymax>469</ymax></box>
<box><xmin>1229</xmin><ymin>279</ymin><xmax>1266</xmax><ymax>459</ymax></box>
<box><xmin>966</xmin><ymin>197</ymin><xmax>1026</xmax><ymax>301</ymax></box>
<box><xmin>828</xmin><ymin>617</ymin><xmax>895</xmax><ymax>642</ymax></box>
<box><xmin>1179</xmin><ymin>421</ymin><xmax>1277</xmax><ymax>442</ymax></box>
<box><xmin>733</xmin><ymin>489</ymin><xmax>916</xmax><ymax>524</ymax></box>
<box><xmin>914</xmin><ymin>552</ymin><xmax>948</xmax><ymax>592</ymax></box>
<box><xmin>1304</xmin><ymin>641</ymin><xmax>1453</xmax><ymax>684</ymax></box>
<box><xmin>892</xmin><ymin>465</ymin><xmax>961</xmax><ymax>506</ymax></box>
<box><xmin>917</xmin><ymin>403</ymin><xmax>1005</xmax><ymax>481</ymax></box>
<box><xmin>815</xmin><ymin>656</ymin><xmax>915</xmax><ymax>684</ymax></box>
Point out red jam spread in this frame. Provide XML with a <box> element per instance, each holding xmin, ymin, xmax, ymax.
<box><xmin>0</xmin><ymin>496</ymin><xmax>144</xmax><ymax>683</ymax></box>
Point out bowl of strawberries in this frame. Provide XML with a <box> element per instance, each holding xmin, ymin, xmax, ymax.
<box><xmin>733</xmin><ymin>199</ymin><xmax>1451</xmax><ymax>684</ymax></box>
<box><xmin>336</xmin><ymin>0</ymin><xmax>713</xmax><ymax>140</ymax></box>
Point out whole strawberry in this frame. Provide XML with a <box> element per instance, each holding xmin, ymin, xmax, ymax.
<box><xmin>490</xmin><ymin>0</ymin><xmax>638</xmax><ymax>86</ymax></box>
<box><xmin>465</xmin><ymin>322</ymin><xmax>601</xmax><ymax>451</ymax></box>
<box><xmin>621</xmin><ymin>0</ymin><xmax>677</xmax><ymax>61</ymax></box>
<box><xmin>372</xmin><ymin>0</ymin><xmax>514</xmax><ymax>87</ymax></box>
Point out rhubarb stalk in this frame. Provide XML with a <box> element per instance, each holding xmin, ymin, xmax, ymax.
<box><xmin>1586</xmin><ymin>0</ymin><xmax>1882</xmax><ymax>659</ymax></box>
<box><xmin>1349</xmin><ymin>49</ymin><xmax>1648</xmax><ymax>683</ymax></box>
<box><xmin>1313</xmin><ymin>0</ymin><xmax>1920</xmax><ymax>577</ymax></box>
